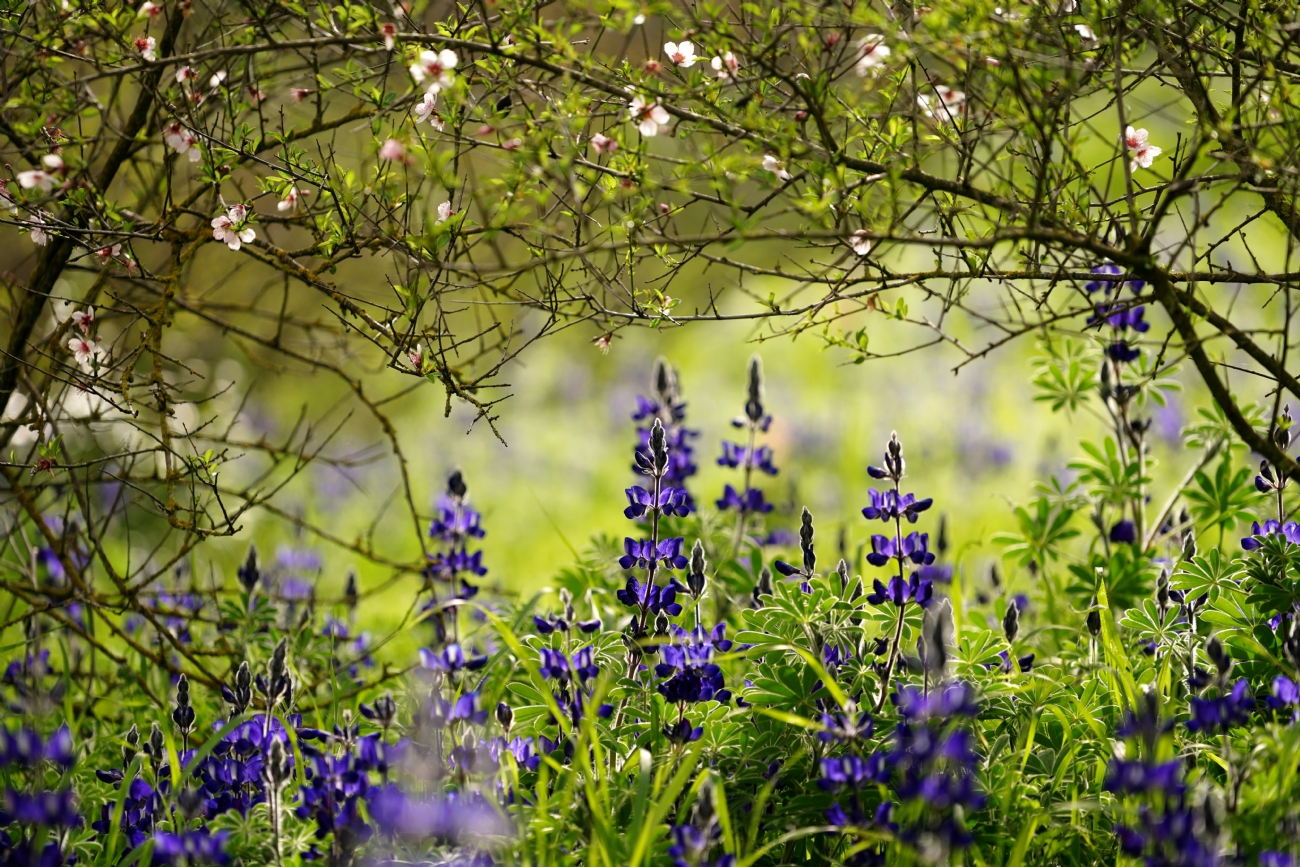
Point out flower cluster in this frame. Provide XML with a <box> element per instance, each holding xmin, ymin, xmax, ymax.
<box><xmin>716</xmin><ymin>357</ymin><xmax>780</xmax><ymax>545</ymax></box>
<box><xmin>631</xmin><ymin>359</ymin><xmax>699</xmax><ymax>506</ymax></box>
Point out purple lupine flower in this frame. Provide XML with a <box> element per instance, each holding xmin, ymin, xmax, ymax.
<box><xmin>717</xmin><ymin>442</ymin><xmax>778</xmax><ymax>475</ymax></box>
<box><xmin>655</xmin><ymin>624</ymin><xmax>732</xmax><ymax>705</ymax></box>
<box><xmin>818</xmin><ymin>707</ymin><xmax>873</xmax><ymax>743</ymax></box>
<box><xmin>1083</xmin><ymin>263</ymin><xmax>1144</xmax><ymax>294</ymax></box>
<box><xmin>1269</xmin><ymin>675</ymin><xmax>1300</xmax><ymax>710</ymax></box>
<box><xmin>715</xmin><ymin>484</ymin><xmax>772</xmax><ymax>513</ymax></box>
<box><xmin>428</xmin><ymin>493</ymin><xmax>485</xmax><ymax>542</ymax></box>
<box><xmin>662</xmin><ymin>718</ymin><xmax>703</xmax><ymax>744</ymax></box>
<box><xmin>616</xmin><ymin>576</ymin><xmax>685</xmax><ymax>616</ymax></box>
<box><xmin>1262</xmin><ymin>853</ymin><xmax>1296</xmax><ymax>867</ymax></box>
<box><xmin>152</xmin><ymin>829</ymin><xmax>231</xmax><ymax>866</ymax></box>
<box><xmin>1186</xmin><ymin>678</ymin><xmax>1254</xmax><ymax>733</ymax></box>
<box><xmin>866</xmin><ymin>532</ymin><xmax>934</xmax><ymax>567</ymax></box>
<box><xmin>1242</xmin><ymin>519</ymin><xmax>1300</xmax><ymax>550</ymax></box>
<box><xmin>1108</xmin><ymin>520</ymin><xmax>1137</xmax><ymax>543</ymax></box>
<box><xmin>418</xmin><ymin>643</ymin><xmax>488</xmax><ymax>673</ymax></box>
<box><xmin>624</xmin><ymin>485</ymin><xmax>692</xmax><ymax>519</ymax></box>
<box><xmin>861</xmin><ymin>489</ymin><xmax>934</xmax><ymax>523</ymax></box>
<box><xmin>619</xmin><ymin>536</ymin><xmax>689</xmax><ymax>570</ymax></box>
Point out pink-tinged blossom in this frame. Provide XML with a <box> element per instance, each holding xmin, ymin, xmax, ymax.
<box><xmin>628</xmin><ymin>95</ymin><xmax>671</xmax><ymax>137</ymax></box>
<box><xmin>29</xmin><ymin>218</ymin><xmax>49</xmax><ymax>246</ymax></box>
<box><xmin>135</xmin><ymin>36</ymin><xmax>156</xmax><ymax>62</ymax></box>
<box><xmin>0</xmin><ymin>188</ymin><xmax>16</xmax><ymax>215</ymax></box>
<box><xmin>1125</xmin><ymin>126</ymin><xmax>1161</xmax><ymax>171</ymax></box>
<box><xmin>590</xmin><ymin>133</ymin><xmax>617</xmax><ymax>154</ymax></box>
<box><xmin>851</xmin><ymin>230</ymin><xmax>872</xmax><ymax>257</ymax></box>
<box><xmin>211</xmin><ymin>204</ymin><xmax>254</xmax><ymax>251</ymax></box>
<box><xmin>277</xmin><ymin>187</ymin><xmax>307</xmax><ymax>212</ymax></box>
<box><xmin>164</xmin><ymin>123</ymin><xmax>201</xmax><ymax>161</ymax></box>
<box><xmin>290</xmin><ymin>87</ymin><xmax>312</xmax><ymax>103</ymax></box>
<box><xmin>917</xmin><ymin>85</ymin><xmax>965</xmax><ymax>124</ymax></box>
<box><xmin>379</xmin><ymin>139</ymin><xmax>407</xmax><ymax>162</ymax></box>
<box><xmin>175</xmin><ymin>66</ymin><xmax>196</xmax><ymax>83</ymax></box>
<box><xmin>71</xmin><ymin>309</ymin><xmax>94</xmax><ymax>333</ymax></box>
<box><xmin>248</xmin><ymin>85</ymin><xmax>266</xmax><ymax>104</ymax></box>
<box><xmin>592</xmin><ymin>333</ymin><xmax>612</xmax><ymax>354</ymax></box>
<box><xmin>663</xmin><ymin>41</ymin><xmax>697</xmax><ymax>68</ymax></box>
<box><xmin>410</xmin><ymin>49</ymin><xmax>458</xmax><ymax>91</ymax></box>
<box><xmin>17</xmin><ymin>154</ymin><xmax>64</xmax><ymax>192</ymax></box>
<box><xmin>855</xmin><ymin>35</ymin><xmax>890</xmax><ymax>76</ymax></box>
<box><xmin>414</xmin><ymin>91</ymin><xmax>444</xmax><ymax>130</ymax></box>
<box><xmin>710</xmin><ymin>51</ymin><xmax>739</xmax><ymax>81</ymax></box>
<box><xmin>68</xmin><ymin>336</ymin><xmax>104</xmax><ymax>367</ymax></box>
<box><xmin>761</xmin><ymin>154</ymin><xmax>791</xmax><ymax>181</ymax></box>
<box><xmin>435</xmin><ymin>201</ymin><xmax>454</xmax><ymax>224</ymax></box>
<box><xmin>381</xmin><ymin>23</ymin><xmax>398</xmax><ymax>51</ymax></box>
<box><xmin>139</xmin><ymin>1</ymin><xmax>162</xmax><ymax>16</ymax></box>
<box><xmin>94</xmin><ymin>245</ymin><xmax>121</xmax><ymax>264</ymax></box>
<box><xmin>501</xmin><ymin>138</ymin><xmax>522</xmax><ymax>151</ymax></box>
<box><xmin>408</xmin><ymin>343</ymin><xmax>424</xmax><ymax>371</ymax></box>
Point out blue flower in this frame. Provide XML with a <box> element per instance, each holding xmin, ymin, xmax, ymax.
<box><xmin>866</xmin><ymin>532</ymin><xmax>934</xmax><ymax>567</ymax></box>
<box><xmin>663</xmin><ymin>718</ymin><xmax>703</xmax><ymax>744</ymax></box>
<box><xmin>619</xmin><ymin>537</ymin><xmax>689</xmax><ymax>570</ymax></box>
<box><xmin>861</xmin><ymin>489</ymin><xmax>933</xmax><ymax>523</ymax></box>
<box><xmin>1270</xmin><ymin>675</ymin><xmax>1300</xmax><ymax>710</ymax></box>
<box><xmin>1108</xmin><ymin>520</ymin><xmax>1137</xmax><ymax>544</ymax></box>
<box><xmin>1242</xmin><ymin>519</ymin><xmax>1300</xmax><ymax>550</ymax></box>
<box><xmin>616</xmin><ymin>576</ymin><xmax>685</xmax><ymax>616</ymax></box>
<box><xmin>717</xmin><ymin>442</ymin><xmax>778</xmax><ymax>475</ymax></box>
<box><xmin>152</xmin><ymin>829</ymin><xmax>230</xmax><ymax>866</ymax></box>
<box><xmin>1083</xmin><ymin>263</ymin><xmax>1145</xmax><ymax>294</ymax></box>
<box><xmin>1186</xmin><ymin>678</ymin><xmax>1254</xmax><ymax>733</ymax></box>
<box><xmin>624</xmin><ymin>485</ymin><xmax>692</xmax><ymax>519</ymax></box>
<box><xmin>715</xmin><ymin>484</ymin><xmax>772</xmax><ymax>513</ymax></box>
<box><xmin>865</xmin><ymin>573</ymin><xmax>933</xmax><ymax>608</ymax></box>
<box><xmin>418</xmin><ymin>644</ymin><xmax>488</xmax><ymax>674</ymax></box>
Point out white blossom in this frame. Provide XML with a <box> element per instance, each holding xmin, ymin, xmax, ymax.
<box><xmin>71</xmin><ymin>308</ymin><xmax>95</xmax><ymax>333</ymax></box>
<box><xmin>175</xmin><ymin>66</ymin><xmax>196</xmax><ymax>83</ymax></box>
<box><xmin>164</xmin><ymin>123</ymin><xmax>201</xmax><ymax>162</ymax></box>
<box><xmin>209</xmin><ymin>70</ymin><xmax>227</xmax><ymax>90</ymax></box>
<box><xmin>435</xmin><ymin>201</ymin><xmax>454</xmax><ymax>223</ymax></box>
<box><xmin>381</xmin><ymin>23</ymin><xmax>398</xmax><ymax>51</ymax></box>
<box><xmin>29</xmin><ymin>218</ymin><xmax>48</xmax><ymax>246</ymax></box>
<box><xmin>1125</xmin><ymin>126</ymin><xmax>1162</xmax><ymax>171</ymax></box>
<box><xmin>762</xmin><ymin>154</ymin><xmax>792</xmax><ymax>181</ymax></box>
<box><xmin>138</xmin><ymin>1</ymin><xmax>161</xmax><ymax>17</ymax></box>
<box><xmin>408</xmin><ymin>343</ymin><xmax>424</xmax><ymax>371</ymax></box>
<box><xmin>590</xmin><ymin>133</ymin><xmax>617</xmax><ymax>155</ymax></box>
<box><xmin>710</xmin><ymin>51</ymin><xmax>739</xmax><ymax>81</ymax></box>
<box><xmin>135</xmin><ymin>36</ymin><xmax>156</xmax><ymax>62</ymax></box>
<box><xmin>0</xmin><ymin>188</ymin><xmax>16</xmax><ymax>215</ymax></box>
<box><xmin>628</xmin><ymin>95</ymin><xmax>671</xmax><ymax>137</ymax></box>
<box><xmin>851</xmin><ymin>230</ymin><xmax>872</xmax><ymax>257</ymax></box>
<box><xmin>277</xmin><ymin>187</ymin><xmax>307</xmax><ymax>212</ymax></box>
<box><xmin>414</xmin><ymin>90</ymin><xmax>444</xmax><ymax>130</ymax></box>
<box><xmin>68</xmin><ymin>336</ymin><xmax>105</xmax><ymax>368</ymax></box>
<box><xmin>917</xmin><ymin>85</ymin><xmax>966</xmax><ymax>124</ymax></box>
<box><xmin>17</xmin><ymin>154</ymin><xmax>64</xmax><ymax>193</ymax></box>
<box><xmin>211</xmin><ymin>204</ymin><xmax>254</xmax><ymax>251</ymax></box>
<box><xmin>1074</xmin><ymin>23</ymin><xmax>1096</xmax><ymax>40</ymax></box>
<box><xmin>410</xmin><ymin>49</ymin><xmax>458</xmax><ymax>91</ymax></box>
<box><xmin>855</xmin><ymin>35</ymin><xmax>891</xmax><ymax>77</ymax></box>
<box><xmin>664</xmin><ymin>41</ymin><xmax>697</xmax><ymax>68</ymax></box>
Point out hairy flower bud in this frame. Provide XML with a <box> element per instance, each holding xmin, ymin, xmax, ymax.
<box><xmin>753</xmin><ymin>566</ymin><xmax>773</xmax><ymax>607</ymax></box>
<box><xmin>688</xmin><ymin>539</ymin><xmax>707</xmax><ymax>598</ymax></box>
<box><xmin>344</xmin><ymin>570</ymin><xmax>359</xmax><ymax>610</ymax></box>
<box><xmin>1086</xmin><ymin>609</ymin><xmax>1101</xmax><ymax>637</ymax></box>
<box><xmin>745</xmin><ymin>355</ymin><xmax>765</xmax><ymax>423</ymax></box>
<box><xmin>1002</xmin><ymin>602</ymin><xmax>1019</xmax><ymax>644</ymax></box>
<box><xmin>1275</xmin><ymin>405</ymin><xmax>1293</xmax><ymax>452</ymax></box>
<box><xmin>496</xmin><ymin>701</ymin><xmax>514</xmax><ymax>732</ymax></box>
<box><xmin>237</xmin><ymin>545</ymin><xmax>259</xmax><ymax>593</ymax></box>
<box><xmin>1206</xmin><ymin>635</ymin><xmax>1231</xmax><ymax>678</ymax></box>
<box><xmin>836</xmin><ymin>558</ymin><xmax>850</xmax><ymax>593</ymax></box>
<box><xmin>123</xmin><ymin>723</ymin><xmax>139</xmax><ymax>768</ymax></box>
<box><xmin>1181</xmin><ymin>532</ymin><xmax>1197</xmax><ymax>563</ymax></box>
<box><xmin>448</xmin><ymin>469</ymin><xmax>468</xmax><ymax>499</ymax></box>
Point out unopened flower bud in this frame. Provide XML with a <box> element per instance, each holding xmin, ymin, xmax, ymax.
<box><xmin>496</xmin><ymin>701</ymin><xmax>514</xmax><ymax>732</ymax></box>
<box><xmin>1002</xmin><ymin>603</ymin><xmax>1019</xmax><ymax>643</ymax></box>
<box><xmin>237</xmin><ymin>545</ymin><xmax>259</xmax><ymax>593</ymax></box>
<box><xmin>745</xmin><ymin>355</ymin><xmax>764</xmax><ymax>423</ymax></box>
<box><xmin>1086</xmin><ymin>609</ymin><xmax>1101</xmax><ymax>637</ymax></box>
<box><xmin>448</xmin><ymin>469</ymin><xmax>468</xmax><ymax>499</ymax></box>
